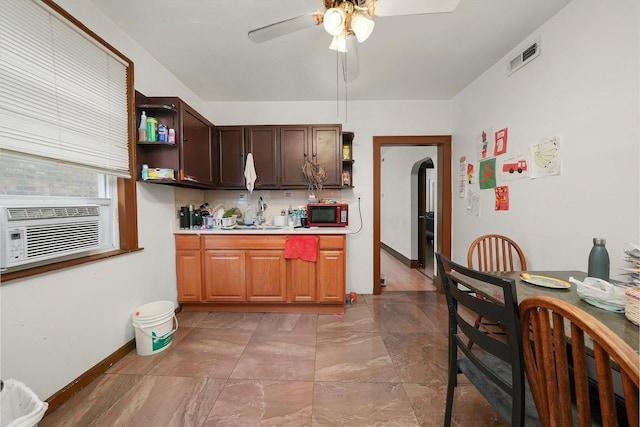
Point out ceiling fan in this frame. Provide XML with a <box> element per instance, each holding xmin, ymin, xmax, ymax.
<box><xmin>248</xmin><ymin>0</ymin><xmax>461</xmax><ymax>81</ymax></box>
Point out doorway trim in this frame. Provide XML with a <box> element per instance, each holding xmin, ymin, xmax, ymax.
<box><xmin>373</xmin><ymin>135</ymin><xmax>452</xmax><ymax>295</ymax></box>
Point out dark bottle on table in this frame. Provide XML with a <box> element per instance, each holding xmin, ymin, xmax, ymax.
<box><xmin>588</xmin><ymin>237</ymin><xmax>610</xmax><ymax>282</ymax></box>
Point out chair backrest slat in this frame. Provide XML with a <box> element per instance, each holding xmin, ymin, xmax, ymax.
<box><xmin>520</xmin><ymin>296</ymin><xmax>640</xmax><ymax>427</ymax></box>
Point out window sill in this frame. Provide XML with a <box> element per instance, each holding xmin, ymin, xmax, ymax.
<box><xmin>0</xmin><ymin>248</ymin><xmax>143</xmax><ymax>283</ymax></box>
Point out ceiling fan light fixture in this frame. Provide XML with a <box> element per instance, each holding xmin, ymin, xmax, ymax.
<box><xmin>323</xmin><ymin>8</ymin><xmax>346</xmax><ymax>36</ymax></box>
<box><xmin>350</xmin><ymin>13</ymin><xmax>374</xmax><ymax>43</ymax></box>
<box><xmin>328</xmin><ymin>32</ymin><xmax>348</xmax><ymax>53</ymax></box>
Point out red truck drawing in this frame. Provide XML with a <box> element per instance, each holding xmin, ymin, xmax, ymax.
<box><xmin>502</xmin><ymin>160</ymin><xmax>527</xmax><ymax>174</ymax></box>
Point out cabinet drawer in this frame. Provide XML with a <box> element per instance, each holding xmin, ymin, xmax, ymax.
<box><xmin>318</xmin><ymin>235</ymin><xmax>345</xmax><ymax>250</ymax></box>
<box><xmin>175</xmin><ymin>234</ymin><xmax>201</xmax><ymax>250</ymax></box>
<box><xmin>204</xmin><ymin>235</ymin><xmax>287</xmax><ymax>250</ymax></box>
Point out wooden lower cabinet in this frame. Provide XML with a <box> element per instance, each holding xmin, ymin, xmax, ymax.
<box><xmin>246</xmin><ymin>250</ymin><xmax>286</xmax><ymax>302</ymax></box>
<box><xmin>176</xmin><ymin>234</ymin><xmax>346</xmax><ymax>313</ymax></box>
<box><xmin>203</xmin><ymin>250</ymin><xmax>245</xmax><ymax>302</ymax></box>
<box><xmin>175</xmin><ymin>235</ymin><xmax>202</xmax><ymax>302</ymax></box>
<box><xmin>317</xmin><ymin>250</ymin><xmax>346</xmax><ymax>303</ymax></box>
<box><xmin>288</xmin><ymin>258</ymin><xmax>317</xmax><ymax>302</ymax></box>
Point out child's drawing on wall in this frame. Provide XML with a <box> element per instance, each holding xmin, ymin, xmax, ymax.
<box><xmin>494</xmin><ymin>128</ymin><xmax>508</xmax><ymax>156</ymax></box>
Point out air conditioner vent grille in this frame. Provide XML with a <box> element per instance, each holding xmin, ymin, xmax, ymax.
<box><xmin>7</xmin><ymin>206</ymin><xmax>99</xmax><ymax>221</ymax></box>
<box><xmin>522</xmin><ymin>42</ymin><xmax>538</xmax><ymax>62</ymax></box>
<box><xmin>25</xmin><ymin>221</ymin><xmax>101</xmax><ymax>260</ymax></box>
<box><xmin>508</xmin><ymin>39</ymin><xmax>541</xmax><ymax>75</ymax></box>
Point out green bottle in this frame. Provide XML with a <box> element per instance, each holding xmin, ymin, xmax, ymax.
<box><xmin>588</xmin><ymin>238</ymin><xmax>610</xmax><ymax>282</ymax></box>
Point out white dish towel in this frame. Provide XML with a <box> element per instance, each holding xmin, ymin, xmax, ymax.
<box><xmin>244</xmin><ymin>152</ymin><xmax>257</xmax><ymax>193</ymax></box>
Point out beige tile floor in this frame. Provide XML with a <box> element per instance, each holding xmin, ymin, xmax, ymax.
<box><xmin>41</xmin><ymin>256</ymin><xmax>507</xmax><ymax>426</ymax></box>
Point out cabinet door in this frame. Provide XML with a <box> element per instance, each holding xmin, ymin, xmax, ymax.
<box><xmin>317</xmin><ymin>250</ymin><xmax>345</xmax><ymax>303</ymax></box>
<box><xmin>203</xmin><ymin>250</ymin><xmax>246</xmax><ymax>302</ymax></box>
<box><xmin>176</xmin><ymin>250</ymin><xmax>202</xmax><ymax>302</ymax></box>
<box><xmin>246</xmin><ymin>126</ymin><xmax>279</xmax><ymax>188</ymax></box>
<box><xmin>312</xmin><ymin>125</ymin><xmax>342</xmax><ymax>187</ymax></box>
<box><xmin>280</xmin><ymin>126</ymin><xmax>310</xmax><ymax>187</ymax></box>
<box><xmin>287</xmin><ymin>259</ymin><xmax>317</xmax><ymax>302</ymax></box>
<box><xmin>246</xmin><ymin>250</ymin><xmax>286</xmax><ymax>302</ymax></box>
<box><xmin>181</xmin><ymin>105</ymin><xmax>214</xmax><ymax>186</ymax></box>
<box><xmin>216</xmin><ymin>126</ymin><xmax>246</xmax><ymax>188</ymax></box>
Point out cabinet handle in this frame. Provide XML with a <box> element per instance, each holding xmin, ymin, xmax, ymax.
<box><xmin>183</xmin><ymin>138</ymin><xmax>188</xmax><ymax>142</ymax></box>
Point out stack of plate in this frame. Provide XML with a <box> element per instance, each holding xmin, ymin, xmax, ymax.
<box><xmin>622</xmin><ymin>245</ymin><xmax>640</xmax><ymax>286</ymax></box>
<box><xmin>625</xmin><ymin>287</ymin><xmax>640</xmax><ymax>326</ymax></box>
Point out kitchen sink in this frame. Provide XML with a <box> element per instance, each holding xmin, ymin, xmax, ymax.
<box><xmin>233</xmin><ymin>225</ymin><xmax>284</xmax><ymax>231</ymax></box>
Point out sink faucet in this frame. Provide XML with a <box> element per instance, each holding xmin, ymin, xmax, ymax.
<box><xmin>256</xmin><ymin>196</ymin><xmax>267</xmax><ymax>225</ymax></box>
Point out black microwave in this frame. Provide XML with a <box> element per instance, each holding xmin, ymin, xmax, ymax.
<box><xmin>307</xmin><ymin>203</ymin><xmax>348</xmax><ymax>227</ymax></box>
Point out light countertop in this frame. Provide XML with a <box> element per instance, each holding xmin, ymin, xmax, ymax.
<box><xmin>174</xmin><ymin>226</ymin><xmax>350</xmax><ymax>235</ymax></box>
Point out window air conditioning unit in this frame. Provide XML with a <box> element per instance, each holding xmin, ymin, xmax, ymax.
<box><xmin>1</xmin><ymin>205</ymin><xmax>102</xmax><ymax>269</ymax></box>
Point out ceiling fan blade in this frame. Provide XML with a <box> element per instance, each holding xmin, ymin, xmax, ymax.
<box><xmin>248</xmin><ymin>13</ymin><xmax>323</xmax><ymax>43</ymax></box>
<box><xmin>341</xmin><ymin>37</ymin><xmax>360</xmax><ymax>82</ymax></box>
<box><xmin>369</xmin><ymin>0</ymin><xmax>461</xmax><ymax>17</ymax></box>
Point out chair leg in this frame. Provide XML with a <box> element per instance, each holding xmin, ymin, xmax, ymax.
<box><xmin>444</xmin><ymin>366</ymin><xmax>457</xmax><ymax>427</ymax></box>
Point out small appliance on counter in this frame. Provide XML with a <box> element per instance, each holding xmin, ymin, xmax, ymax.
<box><xmin>307</xmin><ymin>203</ymin><xmax>348</xmax><ymax>227</ymax></box>
<box><xmin>179</xmin><ymin>206</ymin><xmax>190</xmax><ymax>229</ymax></box>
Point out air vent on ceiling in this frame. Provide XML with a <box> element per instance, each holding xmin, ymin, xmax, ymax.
<box><xmin>508</xmin><ymin>39</ymin><xmax>541</xmax><ymax>75</ymax></box>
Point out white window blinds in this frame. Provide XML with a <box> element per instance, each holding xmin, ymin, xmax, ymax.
<box><xmin>0</xmin><ymin>0</ymin><xmax>131</xmax><ymax>178</ymax></box>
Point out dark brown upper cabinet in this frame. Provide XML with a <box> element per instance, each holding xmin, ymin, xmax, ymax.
<box><xmin>215</xmin><ymin>126</ymin><xmax>279</xmax><ymax>189</ymax></box>
<box><xmin>279</xmin><ymin>126</ymin><xmax>312</xmax><ymax>187</ymax></box>
<box><xmin>135</xmin><ymin>91</ymin><xmax>214</xmax><ymax>189</ymax></box>
<box><xmin>280</xmin><ymin>125</ymin><xmax>342</xmax><ymax>188</ymax></box>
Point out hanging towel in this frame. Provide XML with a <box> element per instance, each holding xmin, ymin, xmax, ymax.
<box><xmin>244</xmin><ymin>152</ymin><xmax>257</xmax><ymax>193</ymax></box>
<box><xmin>284</xmin><ymin>235</ymin><xmax>319</xmax><ymax>262</ymax></box>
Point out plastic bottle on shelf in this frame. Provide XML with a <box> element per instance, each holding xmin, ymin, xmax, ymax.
<box><xmin>158</xmin><ymin>124</ymin><xmax>167</xmax><ymax>143</ymax></box>
<box><xmin>168</xmin><ymin>128</ymin><xmax>176</xmax><ymax>144</ymax></box>
<box><xmin>141</xmin><ymin>164</ymin><xmax>149</xmax><ymax>180</ymax></box>
<box><xmin>147</xmin><ymin>116</ymin><xmax>157</xmax><ymax>142</ymax></box>
<box><xmin>588</xmin><ymin>237</ymin><xmax>610</xmax><ymax>282</ymax></box>
<box><xmin>138</xmin><ymin>111</ymin><xmax>147</xmax><ymax>141</ymax></box>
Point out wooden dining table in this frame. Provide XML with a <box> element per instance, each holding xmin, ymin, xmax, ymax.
<box><xmin>451</xmin><ymin>270</ymin><xmax>639</xmax><ymax>354</ymax></box>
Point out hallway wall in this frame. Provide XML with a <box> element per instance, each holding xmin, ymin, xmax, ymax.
<box><xmin>380</xmin><ymin>146</ymin><xmax>438</xmax><ymax>261</ymax></box>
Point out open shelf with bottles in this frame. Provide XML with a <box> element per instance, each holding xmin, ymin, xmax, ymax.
<box><xmin>135</xmin><ymin>90</ymin><xmax>214</xmax><ymax>188</ymax></box>
<box><xmin>342</xmin><ymin>131</ymin><xmax>354</xmax><ymax>188</ymax></box>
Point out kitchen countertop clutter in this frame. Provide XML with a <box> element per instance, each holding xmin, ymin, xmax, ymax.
<box><xmin>175</xmin><ymin>226</ymin><xmax>350</xmax><ymax>235</ymax></box>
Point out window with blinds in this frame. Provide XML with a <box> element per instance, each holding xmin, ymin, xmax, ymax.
<box><xmin>0</xmin><ymin>0</ymin><xmax>136</xmax><ymax>275</ymax></box>
<box><xmin>0</xmin><ymin>0</ymin><xmax>130</xmax><ymax>178</ymax></box>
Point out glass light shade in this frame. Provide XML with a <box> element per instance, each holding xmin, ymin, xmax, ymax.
<box><xmin>323</xmin><ymin>8</ymin><xmax>346</xmax><ymax>36</ymax></box>
<box><xmin>350</xmin><ymin>13</ymin><xmax>374</xmax><ymax>43</ymax></box>
<box><xmin>328</xmin><ymin>32</ymin><xmax>348</xmax><ymax>53</ymax></box>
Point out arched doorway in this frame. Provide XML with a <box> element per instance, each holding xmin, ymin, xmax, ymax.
<box><xmin>373</xmin><ymin>135</ymin><xmax>452</xmax><ymax>295</ymax></box>
<box><xmin>417</xmin><ymin>158</ymin><xmax>435</xmax><ymax>276</ymax></box>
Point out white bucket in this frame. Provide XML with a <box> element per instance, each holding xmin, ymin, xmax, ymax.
<box><xmin>132</xmin><ymin>301</ymin><xmax>178</xmax><ymax>356</ymax></box>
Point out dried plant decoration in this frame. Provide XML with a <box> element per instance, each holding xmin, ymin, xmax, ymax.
<box><xmin>302</xmin><ymin>159</ymin><xmax>326</xmax><ymax>196</ymax></box>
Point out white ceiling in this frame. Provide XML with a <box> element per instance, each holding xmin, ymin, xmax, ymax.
<box><xmin>88</xmin><ymin>0</ymin><xmax>572</xmax><ymax>102</ymax></box>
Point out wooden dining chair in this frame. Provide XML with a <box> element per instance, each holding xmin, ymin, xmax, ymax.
<box><xmin>467</xmin><ymin>234</ymin><xmax>527</xmax><ymax>347</ymax></box>
<box><xmin>467</xmin><ymin>234</ymin><xmax>527</xmax><ymax>272</ymax></box>
<box><xmin>520</xmin><ymin>296</ymin><xmax>640</xmax><ymax>427</ymax></box>
<box><xmin>435</xmin><ymin>253</ymin><xmax>540</xmax><ymax>427</ymax></box>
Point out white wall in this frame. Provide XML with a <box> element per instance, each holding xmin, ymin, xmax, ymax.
<box><xmin>0</xmin><ymin>0</ymin><xmax>202</xmax><ymax>400</ymax></box>
<box><xmin>380</xmin><ymin>146</ymin><xmax>437</xmax><ymax>260</ymax></box>
<box><xmin>451</xmin><ymin>0</ymin><xmax>639</xmax><ymax>276</ymax></box>
<box><xmin>203</xmin><ymin>101</ymin><xmax>452</xmax><ymax>296</ymax></box>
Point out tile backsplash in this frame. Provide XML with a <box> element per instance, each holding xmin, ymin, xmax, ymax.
<box><xmin>174</xmin><ymin>188</ymin><xmax>345</xmax><ymax>225</ymax></box>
